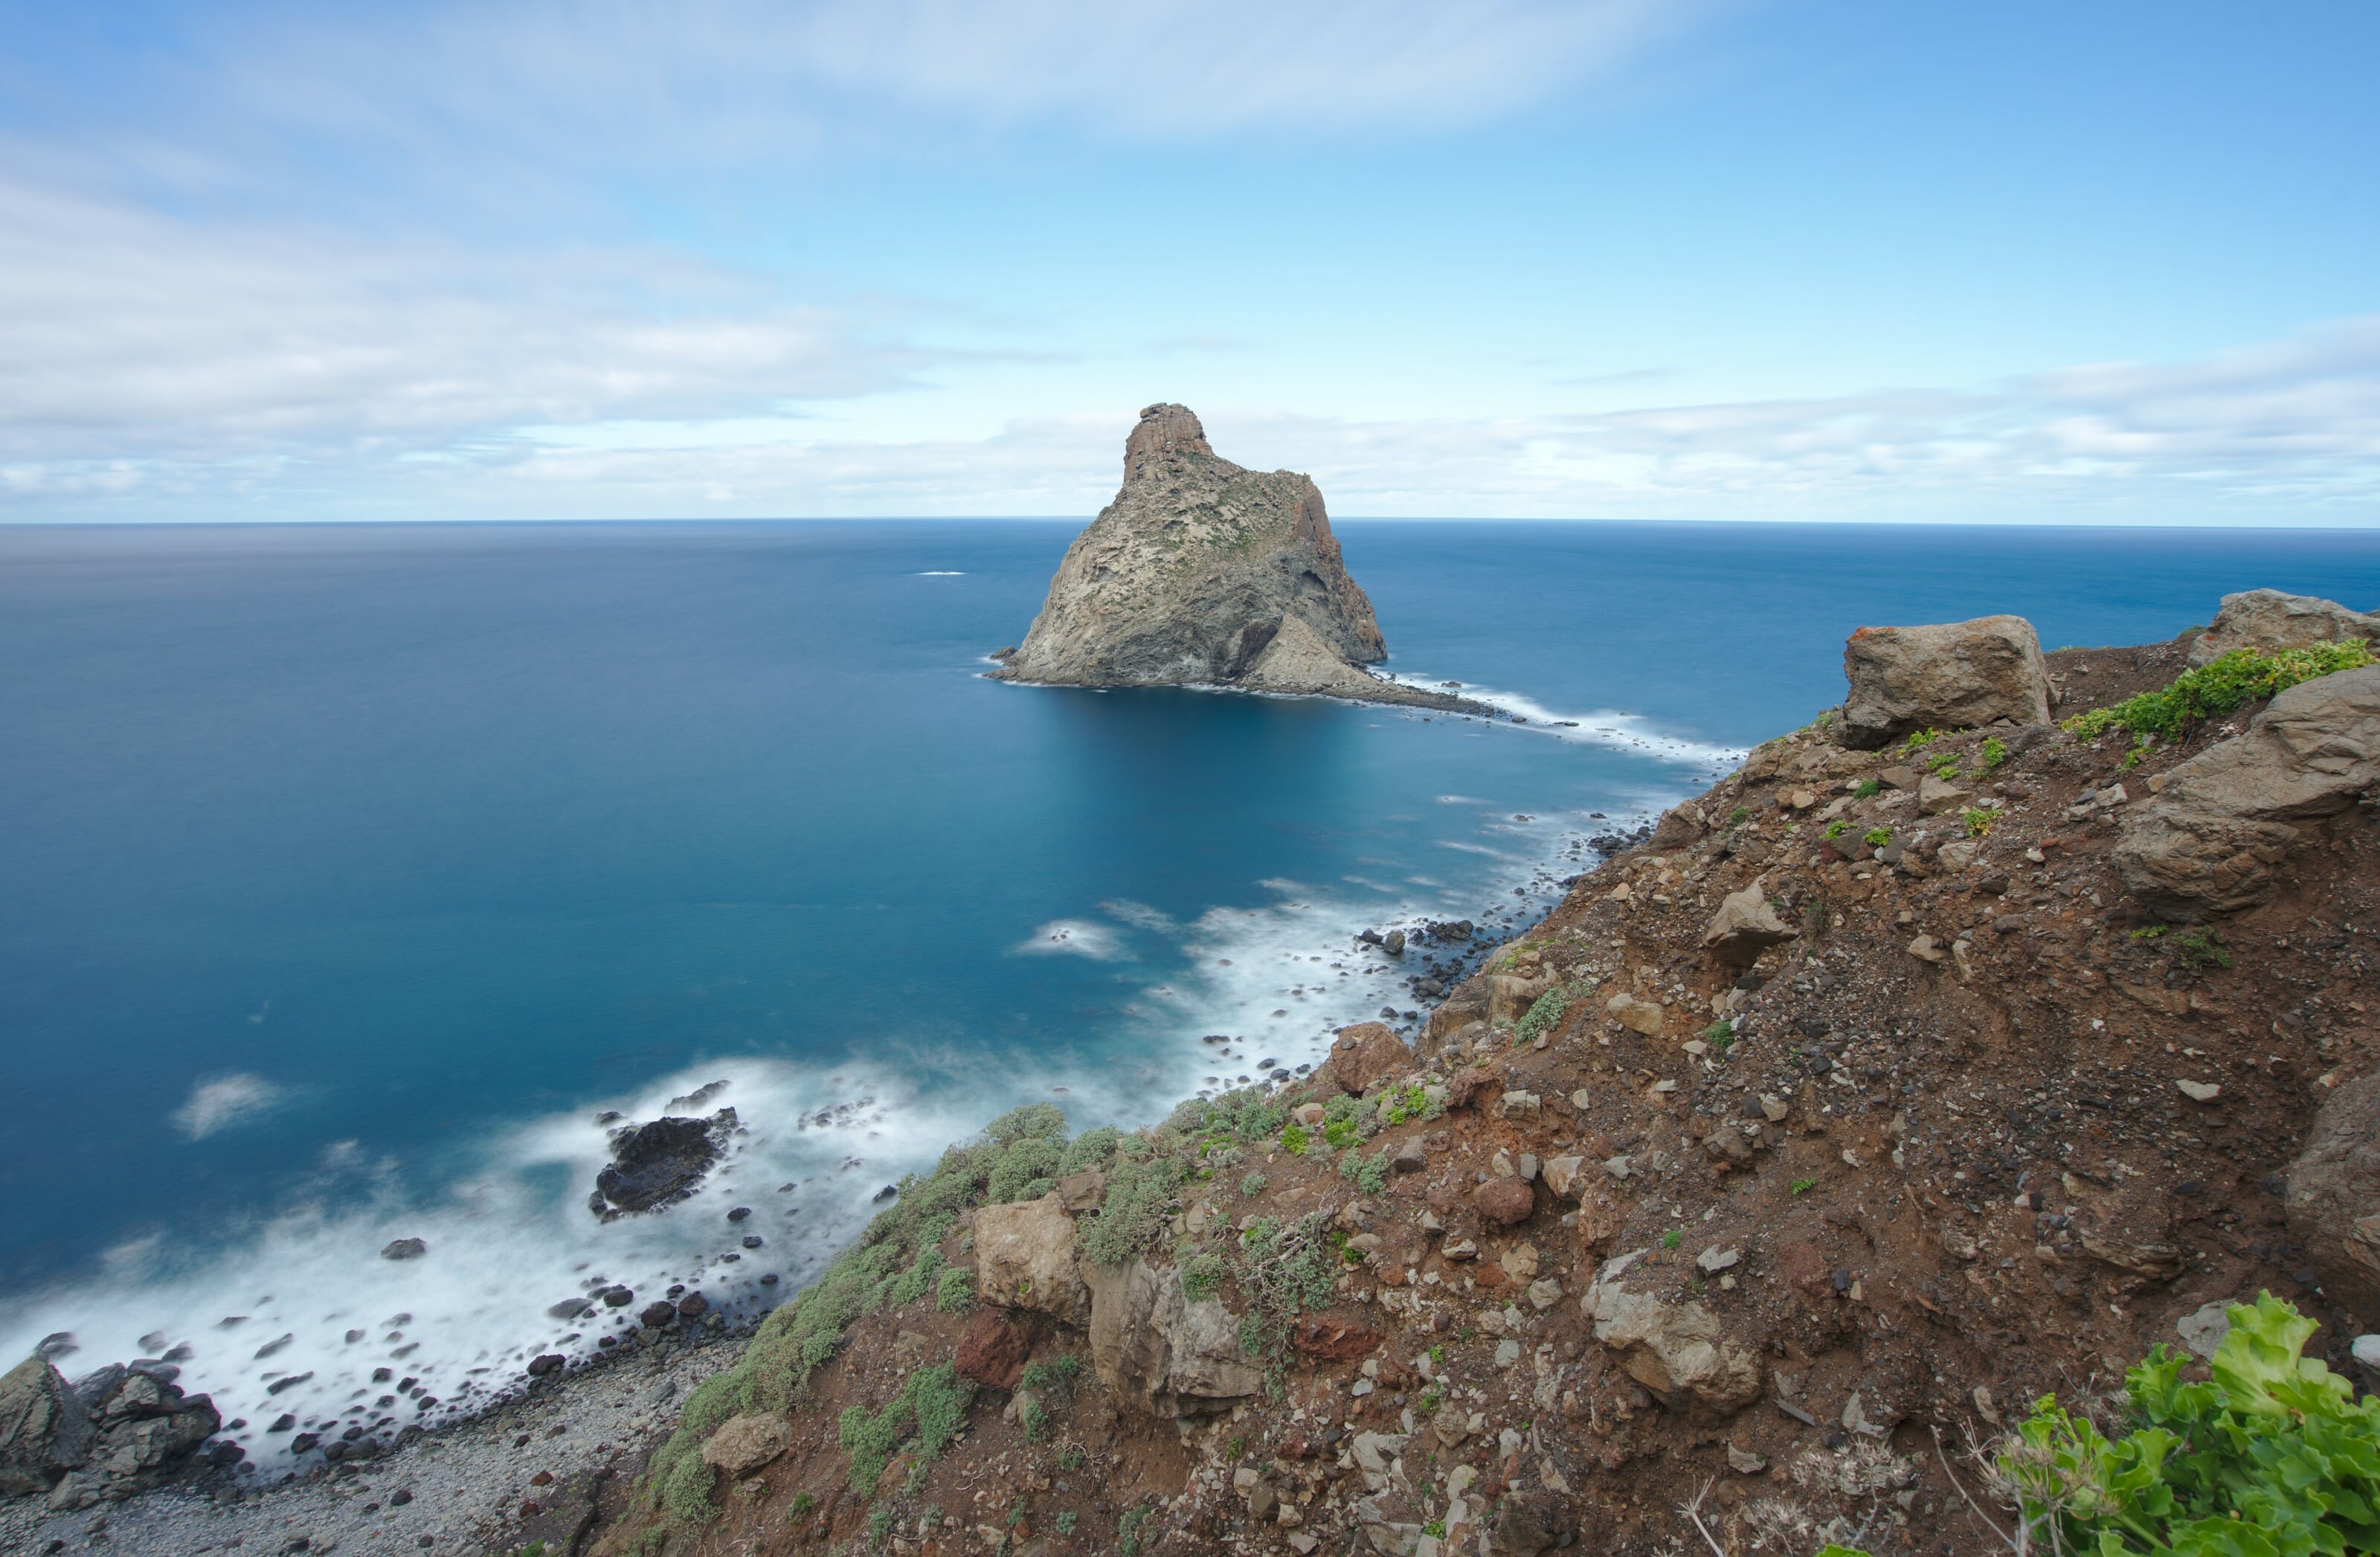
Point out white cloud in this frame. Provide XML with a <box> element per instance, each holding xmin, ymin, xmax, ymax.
<box><xmin>172</xmin><ymin>1073</ymin><xmax>285</xmax><ymax>1140</ymax></box>
<box><xmin>212</xmin><ymin>0</ymin><xmax>1697</xmax><ymax>160</ymax></box>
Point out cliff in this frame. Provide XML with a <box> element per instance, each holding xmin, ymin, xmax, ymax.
<box><xmin>991</xmin><ymin>405</ymin><xmax>1485</xmax><ymax>714</ymax></box>
<box><xmin>566</xmin><ymin>598</ymin><xmax>2377</xmax><ymax>1557</ymax></box>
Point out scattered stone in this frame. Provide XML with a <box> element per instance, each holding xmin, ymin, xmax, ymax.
<box><xmin>1475</xmin><ymin>1180</ymin><xmax>1534</xmax><ymax>1225</ymax></box>
<box><xmin>379</xmin><ymin>1239</ymin><xmax>428</xmax><ymax>1262</ymax></box>
<box><xmin>1701</xmin><ymin>876</ymin><xmax>1796</xmax><ymax>969</ymax></box>
<box><xmin>699</xmin><ymin>1414</ymin><xmax>791</xmax><ymax>1478</ymax></box>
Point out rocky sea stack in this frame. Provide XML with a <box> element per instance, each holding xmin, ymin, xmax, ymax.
<box><xmin>991</xmin><ymin>404</ymin><xmax>1483</xmax><ymax>713</ymax></box>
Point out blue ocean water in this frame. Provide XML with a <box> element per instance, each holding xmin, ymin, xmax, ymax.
<box><xmin>1</xmin><ymin>518</ymin><xmax>2374</xmax><ymax>1463</ymax></box>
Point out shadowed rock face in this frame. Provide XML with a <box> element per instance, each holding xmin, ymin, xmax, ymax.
<box><xmin>992</xmin><ymin>405</ymin><xmax>1478</xmax><ymax>712</ymax></box>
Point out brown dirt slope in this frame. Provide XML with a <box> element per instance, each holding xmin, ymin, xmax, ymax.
<box><xmin>556</xmin><ymin>635</ymin><xmax>2376</xmax><ymax>1557</ymax></box>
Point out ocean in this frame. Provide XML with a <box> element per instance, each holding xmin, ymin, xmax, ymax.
<box><xmin>3</xmin><ymin>518</ymin><xmax>2374</xmax><ymax>1467</ymax></box>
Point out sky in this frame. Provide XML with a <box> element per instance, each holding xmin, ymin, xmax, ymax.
<box><xmin>1</xmin><ymin>1</ymin><xmax>2376</xmax><ymax>524</ymax></box>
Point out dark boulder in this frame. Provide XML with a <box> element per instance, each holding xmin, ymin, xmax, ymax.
<box><xmin>588</xmin><ymin>1108</ymin><xmax>738</xmax><ymax>1219</ymax></box>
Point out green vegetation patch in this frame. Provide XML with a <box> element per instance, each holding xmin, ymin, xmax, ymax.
<box><xmin>837</xmin><ymin>1361</ymin><xmax>974</xmax><ymax>1497</ymax></box>
<box><xmin>1515</xmin><ymin>984</ymin><xmax>1578</xmax><ymax>1044</ymax></box>
<box><xmin>2067</xmin><ymin>643</ymin><xmax>2373</xmax><ymax>747</ymax></box>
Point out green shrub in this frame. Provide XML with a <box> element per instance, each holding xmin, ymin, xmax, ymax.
<box><xmin>658</xmin><ymin>1445</ymin><xmax>718</xmax><ymax>1526</ymax></box>
<box><xmin>1279</xmin><ymin>1123</ymin><xmax>1310</xmax><ymax>1156</ymax></box>
<box><xmin>1180</xmin><ymin>1253</ymin><xmax>1228</xmax><ymax>1302</ymax></box>
<box><xmin>1375</xmin><ymin>1082</ymin><xmax>1438</xmax><ymax>1129</ymax></box>
<box><xmin>1851</xmin><ymin>779</ymin><xmax>1880</xmax><ymax>799</ymax></box>
<box><xmin>1081</xmin><ymin>1155</ymin><xmax>1185</xmax><ymax>1266</ymax></box>
<box><xmin>1337</xmin><ymin>1149</ymin><xmax>1389</xmax><ymax>1195</ymax></box>
<box><xmin>1901</xmin><ymin>728</ymin><xmax>1941</xmax><ymax>751</ymax></box>
<box><xmin>1054</xmin><ymin>1511</ymin><xmax>1078</xmax><ymax>1535</ymax></box>
<box><xmin>1862</xmin><ymin>827</ymin><xmax>1891</xmax><ymax>847</ymax></box>
<box><xmin>839</xmin><ymin>1362</ymin><xmax>976</xmax><ymax>1497</ymax></box>
<box><xmin>936</xmin><ymin>1265</ymin><xmax>976</xmax><ymax>1312</ymax></box>
<box><xmin>1995</xmin><ymin>1294</ymin><xmax>2380</xmax><ymax>1556</ymax></box>
<box><xmin>1238</xmin><ymin>1169</ymin><xmax>1267</xmax><ymax>1197</ymax></box>
<box><xmin>885</xmin><ymin>1245</ymin><xmax>945</xmax><ymax>1307</ymax></box>
<box><xmin>1823</xmin><ymin>819</ymin><xmax>1850</xmax><ymax>840</ymax></box>
<box><xmin>2068</xmin><ymin>643</ymin><xmax>2373</xmax><ymax>746</ymax></box>
<box><xmin>1962</xmin><ymin>807</ymin><xmax>1997</xmax><ymax>838</ymax></box>
<box><xmin>1057</xmin><ymin>1126</ymin><xmax>1120</xmax><ymax>1177</ymax></box>
<box><xmin>1515</xmin><ymin>986</ymin><xmax>1575</xmax><ymax>1044</ymax></box>
<box><xmin>1976</xmin><ymin>734</ymin><xmax>2007</xmax><ymax>771</ymax></box>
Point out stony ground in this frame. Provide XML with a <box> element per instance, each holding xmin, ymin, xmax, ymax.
<box><xmin>0</xmin><ymin>1338</ymin><xmax>732</xmax><ymax>1557</ymax></box>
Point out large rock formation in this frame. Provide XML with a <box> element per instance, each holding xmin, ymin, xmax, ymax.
<box><xmin>2188</xmin><ymin>589</ymin><xmax>2379</xmax><ymax>667</ymax></box>
<box><xmin>1836</xmin><ymin>615</ymin><xmax>2051</xmax><ymax>749</ymax></box>
<box><xmin>2286</xmin><ymin>1071</ymin><xmax>2380</xmax><ymax>1314</ymax></box>
<box><xmin>991</xmin><ymin>405</ymin><xmax>1481</xmax><ymax>712</ymax></box>
<box><xmin>0</xmin><ymin>1355</ymin><xmax>225</xmax><ymax>1509</ymax></box>
<box><xmin>2110</xmin><ymin>666</ymin><xmax>2380</xmax><ymax>918</ymax></box>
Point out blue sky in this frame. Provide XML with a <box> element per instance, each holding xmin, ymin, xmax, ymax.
<box><xmin>2</xmin><ymin>1</ymin><xmax>2376</xmax><ymax>521</ymax></box>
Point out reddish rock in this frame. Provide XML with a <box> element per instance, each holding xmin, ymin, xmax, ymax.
<box><xmin>1476</xmin><ymin>1179</ymin><xmax>1536</xmax><ymax>1225</ymax></box>
<box><xmin>956</xmin><ymin>1310</ymin><xmax>1029</xmax><ymax>1390</ymax></box>
<box><xmin>1290</xmin><ymin>1316</ymin><xmax>1383</xmax><ymax>1361</ymax></box>
<box><xmin>676</xmin><ymin>1291</ymin><xmax>709</xmax><ymax>1320</ymax></box>
<box><xmin>1317</xmin><ymin>1023</ymin><xmax>1411</xmax><ymax>1096</ymax></box>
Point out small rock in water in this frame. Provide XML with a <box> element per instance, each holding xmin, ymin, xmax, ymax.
<box><xmin>600</xmin><ymin>1287</ymin><xmax>634</xmax><ymax>1308</ymax></box>
<box><xmin>1383</xmin><ymin>931</ymin><xmax>1406</xmax><ymax>956</ymax></box>
<box><xmin>35</xmin><ymin>1332</ymin><xmax>77</xmax><ymax>1358</ymax></box>
<box><xmin>741</xmin><ymin>1234</ymin><xmax>764</xmax><ymax>1248</ymax></box>
<box><xmin>344</xmin><ymin>1329</ymin><xmax>365</xmax><ymax>1343</ymax></box>
<box><xmin>254</xmin><ymin>1332</ymin><xmax>295</xmax><ymax>1359</ymax></box>
<box><xmin>872</xmin><ymin>1184</ymin><xmax>898</xmax><ymax>1203</ymax></box>
<box><xmin>379</xmin><ymin>1237</ymin><xmax>428</xmax><ymax>1261</ymax></box>
<box><xmin>726</xmin><ymin>1206</ymin><xmax>751</xmax><ymax>1221</ymax></box>
<box><xmin>525</xmin><ymin>1354</ymin><xmax>565</xmax><ymax>1378</ymax></box>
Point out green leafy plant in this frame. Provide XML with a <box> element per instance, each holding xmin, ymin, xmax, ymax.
<box><xmin>1995</xmin><ymin>1294</ymin><xmax>2380</xmax><ymax>1556</ymax></box>
<box><xmin>1058</xmin><ymin>1445</ymin><xmax>1084</xmax><ymax>1471</ymax></box>
<box><xmin>1862</xmin><ymin>827</ymin><xmax>1891</xmax><ymax>847</ymax></box>
<box><xmin>1961</xmin><ymin>807</ymin><xmax>1997</xmax><ymax>838</ymax></box>
<box><xmin>1928</xmin><ymin>750</ymin><xmax>1963</xmax><ymax>778</ymax></box>
<box><xmin>1852</xmin><ymin>779</ymin><xmax>1881</xmax><ymax>799</ymax></box>
<box><xmin>936</xmin><ymin>1265</ymin><xmax>975</xmax><ymax>1313</ymax></box>
<box><xmin>1054</xmin><ymin>1511</ymin><xmax>1078</xmax><ymax>1535</ymax></box>
<box><xmin>2175</xmin><ymin>928</ymin><xmax>2234</xmax><ymax>970</ymax></box>
<box><xmin>1660</xmin><ymin>1229</ymin><xmax>1682</xmax><ymax>1249</ymax></box>
<box><xmin>837</xmin><ymin>1362</ymin><xmax>975</xmax><ymax>1497</ymax></box>
<box><xmin>1792</xmin><ymin>1177</ymin><xmax>1817</xmax><ymax>1195</ymax></box>
<box><xmin>1238</xmin><ymin>1169</ymin><xmax>1268</xmax><ymax>1197</ymax></box>
<box><xmin>788</xmin><ymin>1492</ymin><xmax>817</xmax><ymax>1519</ymax></box>
<box><xmin>1181</xmin><ymin>1252</ymin><xmax>1228</xmax><ymax>1301</ymax></box>
<box><xmin>1279</xmin><ymin>1123</ymin><xmax>1310</xmax><ymax>1156</ymax></box>
<box><xmin>1975</xmin><ymin>734</ymin><xmax>2007</xmax><ymax>772</ymax></box>
<box><xmin>1117</xmin><ymin>1503</ymin><xmax>1154</xmax><ymax>1556</ymax></box>
<box><xmin>1702</xmin><ymin>1018</ymin><xmax>1735</xmax><ymax>1050</ymax></box>
<box><xmin>1081</xmin><ymin>1154</ymin><xmax>1187</xmax><ymax>1266</ymax></box>
<box><xmin>2068</xmin><ymin>643</ymin><xmax>2374</xmax><ymax>746</ymax></box>
<box><xmin>868</xmin><ymin>1506</ymin><xmax>894</xmax><ymax>1544</ymax></box>
<box><xmin>1824</xmin><ymin>819</ymin><xmax>1850</xmax><ymax>840</ymax></box>
<box><xmin>1728</xmin><ymin>805</ymin><xmax>1752</xmax><ymax>826</ymax></box>
<box><xmin>1337</xmin><ymin>1148</ymin><xmax>1389</xmax><ymax>1195</ymax></box>
<box><xmin>1903</xmin><ymin>728</ymin><xmax>1943</xmax><ymax>752</ymax></box>
<box><xmin>1516</xmin><ymin>985</ymin><xmax>1575</xmax><ymax>1044</ymax></box>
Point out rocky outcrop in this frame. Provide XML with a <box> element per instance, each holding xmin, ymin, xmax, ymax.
<box><xmin>588</xmin><ymin>1108</ymin><xmax>736</xmax><ymax>1219</ymax></box>
<box><xmin>700</xmin><ymin>1414</ymin><xmax>791</xmax><ymax>1478</ymax></box>
<box><xmin>1837</xmin><ymin>615</ymin><xmax>2051</xmax><ymax>749</ymax></box>
<box><xmin>1314</xmin><ymin>1022</ymin><xmax>1411</xmax><ymax>1096</ymax></box>
<box><xmin>974</xmin><ymin>1193</ymin><xmax>1092</xmax><ymax>1326</ymax></box>
<box><xmin>1</xmin><ymin>1355</ymin><xmax>223</xmax><ymax>1509</ymax></box>
<box><xmin>2188</xmin><ymin>589</ymin><xmax>2379</xmax><ymax>667</ymax></box>
<box><xmin>1086</xmin><ymin>1260</ymin><xmax>1263</xmax><ymax>1417</ymax></box>
<box><xmin>991</xmin><ymin>405</ymin><xmax>1482</xmax><ymax>713</ymax></box>
<box><xmin>1582</xmin><ymin>1284</ymin><xmax>1761</xmax><ymax>1416</ymax></box>
<box><xmin>2286</xmin><ymin>1072</ymin><xmax>2380</xmax><ymax>1314</ymax></box>
<box><xmin>2111</xmin><ymin>666</ymin><xmax>2380</xmax><ymax>917</ymax></box>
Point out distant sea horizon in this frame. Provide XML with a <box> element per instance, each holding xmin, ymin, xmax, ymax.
<box><xmin>4</xmin><ymin>518</ymin><xmax>2376</xmax><ymax>1474</ymax></box>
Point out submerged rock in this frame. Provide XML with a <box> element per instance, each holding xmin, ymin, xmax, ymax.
<box><xmin>588</xmin><ymin>1108</ymin><xmax>738</xmax><ymax>1219</ymax></box>
<box><xmin>991</xmin><ymin>404</ymin><xmax>1483</xmax><ymax>713</ymax></box>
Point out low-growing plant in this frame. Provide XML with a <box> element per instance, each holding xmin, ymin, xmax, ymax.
<box><xmin>1054</xmin><ymin>1511</ymin><xmax>1078</xmax><ymax>1535</ymax></box>
<box><xmin>1988</xmin><ymin>1294</ymin><xmax>2380</xmax><ymax>1557</ymax></box>
<box><xmin>788</xmin><ymin>1492</ymin><xmax>817</xmax><ymax>1519</ymax></box>
<box><xmin>1728</xmin><ymin>804</ymin><xmax>1752</xmax><ymax>826</ymax></box>
<box><xmin>867</xmin><ymin>1506</ymin><xmax>894</xmax><ymax>1544</ymax></box>
<box><xmin>2175</xmin><ymin>928</ymin><xmax>2233</xmax><ymax>969</ymax></box>
<box><xmin>1515</xmin><ymin>985</ymin><xmax>1575</xmax><ymax>1044</ymax></box>
<box><xmin>1862</xmin><ymin>827</ymin><xmax>1891</xmax><ymax>847</ymax></box>
<box><xmin>1337</xmin><ymin>1148</ymin><xmax>1389</xmax><ymax>1195</ymax></box>
<box><xmin>1278</xmin><ymin>1122</ymin><xmax>1310</xmax><ymax>1155</ymax></box>
<box><xmin>1975</xmin><ymin>733</ymin><xmax>2007</xmax><ymax>772</ymax></box>
<box><xmin>1238</xmin><ymin>1169</ymin><xmax>1268</xmax><ymax>1197</ymax></box>
<box><xmin>1117</xmin><ymin>1504</ymin><xmax>1154</xmax><ymax>1556</ymax></box>
<box><xmin>1823</xmin><ymin>819</ymin><xmax>1850</xmax><ymax>840</ymax></box>
<box><xmin>1927</xmin><ymin>750</ymin><xmax>1962</xmax><ymax>778</ymax></box>
<box><xmin>1852</xmin><ymin>778</ymin><xmax>1881</xmax><ymax>799</ymax></box>
<box><xmin>837</xmin><ymin>1361</ymin><xmax>975</xmax><ymax>1497</ymax></box>
<box><xmin>1058</xmin><ymin>1445</ymin><xmax>1084</xmax><ymax>1471</ymax></box>
<box><xmin>2068</xmin><ymin>642</ymin><xmax>2373</xmax><ymax>746</ymax></box>
<box><xmin>1081</xmin><ymin>1153</ymin><xmax>1186</xmax><ymax>1266</ymax></box>
<box><xmin>1902</xmin><ymin>728</ymin><xmax>1942</xmax><ymax>751</ymax></box>
<box><xmin>1792</xmin><ymin>1177</ymin><xmax>1817</xmax><ymax>1195</ymax></box>
<box><xmin>1020</xmin><ymin>1354</ymin><xmax>1081</xmax><ymax>1403</ymax></box>
<box><xmin>1180</xmin><ymin>1251</ymin><xmax>1228</xmax><ymax>1302</ymax></box>
<box><xmin>1660</xmin><ymin>1228</ymin><xmax>1682</xmax><ymax>1249</ymax></box>
<box><xmin>1961</xmin><ymin>807</ymin><xmax>1997</xmax><ymax>838</ymax></box>
<box><xmin>936</xmin><ymin>1265</ymin><xmax>975</xmax><ymax>1313</ymax></box>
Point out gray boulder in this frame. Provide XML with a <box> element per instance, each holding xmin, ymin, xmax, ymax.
<box><xmin>1838</xmin><ymin>615</ymin><xmax>2051</xmax><ymax>749</ymax></box>
<box><xmin>1701</xmin><ymin>875</ymin><xmax>1795</xmax><ymax>969</ymax></box>
<box><xmin>2286</xmin><ymin>1070</ymin><xmax>2380</xmax><ymax>1314</ymax></box>
<box><xmin>991</xmin><ymin>405</ymin><xmax>1481</xmax><ymax>713</ymax></box>
<box><xmin>0</xmin><ymin>1355</ymin><xmax>92</xmax><ymax>1496</ymax></box>
<box><xmin>1086</xmin><ymin>1259</ymin><xmax>1263</xmax><ymax>1417</ymax></box>
<box><xmin>1583</xmin><ymin>1282</ymin><xmax>1762</xmax><ymax>1415</ymax></box>
<box><xmin>2111</xmin><ymin>667</ymin><xmax>2380</xmax><ymax>918</ymax></box>
<box><xmin>2188</xmin><ymin>589</ymin><xmax>2379</xmax><ymax>667</ymax></box>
